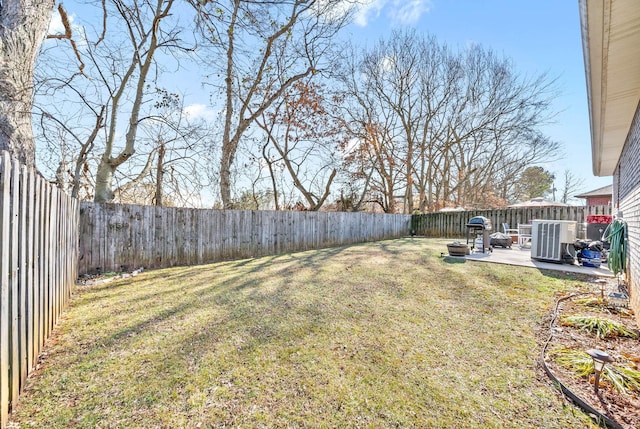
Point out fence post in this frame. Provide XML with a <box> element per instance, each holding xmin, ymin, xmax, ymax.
<box><xmin>0</xmin><ymin>152</ymin><xmax>11</xmax><ymax>428</ymax></box>
<box><xmin>8</xmin><ymin>158</ymin><xmax>19</xmax><ymax>413</ymax></box>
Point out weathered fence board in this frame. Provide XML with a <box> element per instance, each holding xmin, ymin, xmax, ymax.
<box><xmin>78</xmin><ymin>203</ymin><xmax>412</xmax><ymax>275</ymax></box>
<box><xmin>0</xmin><ymin>152</ymin><xmax>79</xmax><ymax>428</ymax></box>
<box><xmin>0</xmin><ymin>154</ymin><xmax>11</xmax><ymax>428</ymax></box>
<box><xmin>411</xmin><ymin>206</ymin><xmax>613</xmax><ymax>238</ymax></box>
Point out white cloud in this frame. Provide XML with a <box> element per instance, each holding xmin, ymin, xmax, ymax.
<box><xmin>183</xmin><ymin>103</ymin><xmax>216</xmax><ymax>122</ymax></box>
<box><xmin>353</xmin><ymin>0</ymin><xmax>386</xmax><ymax>27</ymax></box>
<box><xmin>389</xmin><ymin>0</ymin><xmax>432</xmax><ymax>25</ymax></box>
<box><xmin>352</xmin><ymin>0</ymin><xmax>432</xmax><ymax>27</ymax></box>
<box><xmin>48</xmin><ymin>13</ymin><xmax>64</xmax><ymax>35</ymax></box>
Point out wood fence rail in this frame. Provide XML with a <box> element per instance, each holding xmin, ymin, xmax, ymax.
<box><xmin>411</xmin><ymin>205</ymin><xmax>613</xmax><ymax>238</ymax></box>
<box><xmin>0</xmin><ymin>152</ymin><xmax>79</xmax><ymax>428</ymax></box>
<box><xmin>78</xmin><ymin>202</ymin><xmax>412</xmax><ymax>276</ymax></box>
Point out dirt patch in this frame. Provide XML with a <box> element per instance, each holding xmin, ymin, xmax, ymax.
<box><xmin>544</xmin><ymin>279</ymin><xmax>640</xmax><ymax>428</ymax></box>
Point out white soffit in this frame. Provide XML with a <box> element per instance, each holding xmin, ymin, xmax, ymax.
<box><xmin>581</xmin><ymin>0</ymin><xmax>640</xmax><ymax>176</ymax></box>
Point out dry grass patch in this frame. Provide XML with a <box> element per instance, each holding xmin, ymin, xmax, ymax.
<box><xmin>11</xmin><ymin>239</ymin><xmax>594</xmax><ymax>428</ymax></box>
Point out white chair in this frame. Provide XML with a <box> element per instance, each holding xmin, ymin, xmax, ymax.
<box><xmin>502</xmin><ymin>223</ymin><xmax>519</xmax><ymax>248</ymax></box>
<box><xmin>517</xmin><ymin>224</ymin><xmax>532</xmax><ymax>248</ymax></box>
<box><xmin>502</xmin><ymin>223</ymin><xmax>519</xmax><ymax>236</ymax></box>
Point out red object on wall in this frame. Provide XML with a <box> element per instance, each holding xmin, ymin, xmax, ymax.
<box><xmin>586</xmin><ymin>215</ymin><xmax>613</xmax><ymax>224</ymax></box>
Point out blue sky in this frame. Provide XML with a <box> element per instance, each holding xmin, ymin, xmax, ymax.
<box><xmin>341</xmin><ymin>0</ymin><xmax>610</xmax><ymax>195</ymax></box>
<box><xmin>48</xmin><ymin>0</ymin><xmax>609</xmax><ymax>199</ymax></box>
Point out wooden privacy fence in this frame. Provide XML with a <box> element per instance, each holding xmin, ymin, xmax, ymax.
<box><xmin>0</xmin><ymin>152</ymin><xmax>79</xmax><ymax>428</ymax></box>
<box><xmin>411</xmin><ymin>205</ymin><xmax>613</xmax><ymax>238</ymax></box>
<box><xmin>78</xmin><ymin>202</ymin><xmax>412</xmax><ymax>275</ymax></box>
<box><xmin>0</xmin><ymin>166</ymin><xmax>611</xmax><ymax>429</ymax></box>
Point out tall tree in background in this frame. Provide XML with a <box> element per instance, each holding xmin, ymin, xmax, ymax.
<box><xmin>190</xmin><ymin>0</ymin><xmax>352</xmax><ymax>208</ymax></box>
<box><xmin>0</xmin><ymin>0</ymin><xmax>55</xmax><ymax>168</ymax></box>
<box><xmin>35</xmin><ymin>0</ymin><xmax>195</xmax><ymax>203</ymax></box>
<box><xmin>356</xmin><ymin>32</ymin><xmax>427</xmax><ymax>213</ymax></box>
<box><xmin>442</xmin><ymin>45</ymin><xmax>560</xmax><ymax>208</ymax></box>
<box><xmin>514</xmin><ymin>166</ymin><xmax>555</xmax><ymax>200</ymax></box>
<box><xmin>111</xmin><ymin>88</ymin><xmax>214</xmax><ymax>207</ymax></box>
<box><xmin>340</xmin><ymin>107</ymin><xmax>406</xmax><ymax>213</ymax></box>
<box><xmin>92</xmin><ymin>0</ymin><xmax>180</xmax><ymax>202</ymax></box>
<box><xmin>340</xmin><ymin>31</ymin><xmax>560</xmax><ymax>212</ymax></box>
<box><xmin>559</xmin><ymin>169</ymin><xmax>583</xmax><ymax>204</ymax></box>
<box><xmin>339</xmin><ymin>42</ymin><xmax>411</xmax><ymax>213</ymax></box>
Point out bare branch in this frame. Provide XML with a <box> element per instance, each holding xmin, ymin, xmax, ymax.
<box><xmin>46</xmin><ymin>4</ymin><xmax>86</xmax><ymax>75</ymax></box>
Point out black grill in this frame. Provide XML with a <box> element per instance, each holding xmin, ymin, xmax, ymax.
<box><xmin>466</xmin><ymin>216</ymin><xmax>492</xmax><ymax>253</ymax></box>
<box><xmin>466</xmin><ymin>216</ymin><xmax>493</xmax><ymax>230</ymax></box>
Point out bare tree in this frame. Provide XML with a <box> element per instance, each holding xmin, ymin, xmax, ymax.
<box><xmin>92</xmin><ymin>0</ymin><xmax>183</xmax><ymax>202</ymax></box>
<box><xmin>442</xmin><ymin>45</ymin><xmax>560</xmax><ymax>208</ymax></box>
<box><xmin>340</xmin><ymin>31</ymin><xmax>561</xmax><ymax>212</ymax></box>
<box><xmin>255</xmin><ymin>81</ymin><xmax>345</xmax><ymax>211</ymax></box>
<box><xmin>337</xmin><ymin>45</ymin><xmax>406</xmax><ymax>213</ymax></box>
<box><xmin>190</xmin><ymin>0</ymin><xmax>353</xmax><ymax>208</ymax></box>
<box><xmin>34</xmin><ymin>0</ymin><xmax>197</xmax><ymax>203</ymax></box>
<box><xmin>341</xmin><ymin>114</ymin><xmax>406</xmax><ymax>213</ymax></box>
<box><xmin>0</xmin><ymin>0</ymin><xmax>55</xmax><ymax>167</ymax></box>
<box><xmin>115</xmin><ymin>91</ymin><xmax>215</xmax><ymax>207</ymax></box>
<box><xmin>559</xmin><ymin>169</ymin><xmax>584</xmax><ymax>204</ymax></box>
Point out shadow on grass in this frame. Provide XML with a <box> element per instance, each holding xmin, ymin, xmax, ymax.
<box><xmin>11</xmin><ymin>238</ymin><xmax>597</xmax><ymax>429</ymax></box>
<box><xmin>71</xmin><ymin>244</ymin><xmax>353</xmax><ymax>365</ymax></box>
<box><xmin>76</xmin><ymin>238</ymin><xmax>574</xmax><ymax>365</ymax></box>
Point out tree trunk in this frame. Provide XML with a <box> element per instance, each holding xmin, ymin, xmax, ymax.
<box><xmin>94</xmin><ymin>156</ymin><xmax>116</xmax><ymax>202</ymax></box>
<box><xmin>219</xmin><ymin>1</ymin><xmax>239</xmax><ymax>209</ymax></box>
<box><xmin>262</xmin><ymin>142</ymin><xmax>280</xmax><ymax>211</ymax></box>
<box><xmin>0</xmin><ymin>0</ymin><xmax>55</xmax><ymax>168</ymax></box>
<box><xmin>154</xmin><ymin>142</ymin><xmax>165</xmax><ymax>206</ymax></box>
<box><xmin>219</xmin><ymin>151</ymin><xmax>233</xmax><ymax>208</ymax></box>
<box><xmin>220</xmin><ymin>135</ymin><xmax>240</xmax><ymax>209</ymax></box>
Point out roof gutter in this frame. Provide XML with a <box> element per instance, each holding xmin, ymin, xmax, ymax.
<box><xmin>578</xmin><ymin>0</ymin><xmax>599</xmax><ymax>175</ymax></box>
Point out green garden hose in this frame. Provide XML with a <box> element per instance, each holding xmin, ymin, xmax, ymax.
<box><xmin>604</xmin><ymin>219</ymin><xmax>627</xmax><ymax>276</ymax></box>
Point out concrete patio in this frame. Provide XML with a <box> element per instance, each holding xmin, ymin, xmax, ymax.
<box><xmin>462</xmin><ymin>245</ymin><xmax>614</xmax><ymax>277</ymax></box>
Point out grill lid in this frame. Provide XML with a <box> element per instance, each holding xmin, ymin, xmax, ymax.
<box><xmin>466</xmin><ymin>216</ymin><xmax>492</xmax><ymax>230</ymax></box>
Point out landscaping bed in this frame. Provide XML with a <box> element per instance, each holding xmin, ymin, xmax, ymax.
<box><xmin>544</xmin><ymin>279</ymin><xmax>640</xmax><ymax>429</ymax></box>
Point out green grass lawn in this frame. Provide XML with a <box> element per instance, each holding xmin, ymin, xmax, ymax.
<box><xmin>11</xmin><ymin>238</ymin><xmax>595</xmax><ymax>428</ymax></box>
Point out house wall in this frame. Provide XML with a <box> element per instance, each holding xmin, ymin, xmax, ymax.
<box><xmin>614</xmin><ymin>101</ymin><xmax>640</xmax><ymax>323</ymax></box>
<box><xmin>586</xmin><ymin>196</ymin><xmax>612</xmax><ymax>206</ymax></box>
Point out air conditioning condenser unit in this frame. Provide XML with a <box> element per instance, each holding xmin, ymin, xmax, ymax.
<box><xmin>531</xmin><ymin>220</ymin><xmax>577</xmax><ymax>262</ymax></box>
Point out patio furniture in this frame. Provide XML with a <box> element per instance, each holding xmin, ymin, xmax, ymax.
<box><xmin>502</xmin><ymin>223</ymin><xmax>519</xmax><ymax>243</ymax></box>
<box><xmin>518</xmin><ymin>224</ymin><xmax>532</xmax><ymax>248</ymax></box>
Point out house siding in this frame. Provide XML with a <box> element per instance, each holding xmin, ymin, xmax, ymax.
<box><xmin>615</xmin><ymin>101</ymin><xmax>640</xmax><ymax>323</ymax></box>
<box><xmin>586</xmin><ymin>196</ymin><xmax>612</xmax><ymax>206</ymax></box>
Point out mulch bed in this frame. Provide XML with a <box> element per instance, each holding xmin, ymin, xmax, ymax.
<box><xmin>544</xmin><ymin>279</ymin><xmax>640</xmax><ymax>428</ymax></box>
